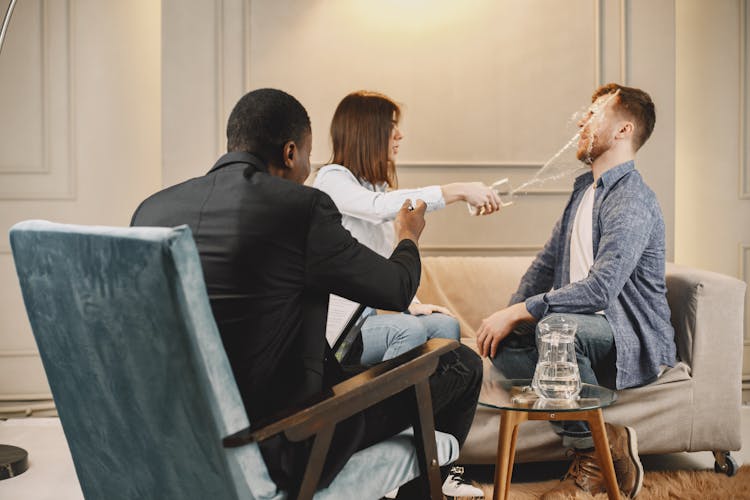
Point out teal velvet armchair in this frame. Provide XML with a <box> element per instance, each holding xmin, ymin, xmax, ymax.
<box><xmin>9</xmin><ymin>220</ymin><xmax>459</xmax><ymax>499</ymax></box>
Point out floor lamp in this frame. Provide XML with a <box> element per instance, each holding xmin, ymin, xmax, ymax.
<box><xmin>0</xmin><ymin>0</ymin><xmax>28</xmax><ymax>482</ymax></box>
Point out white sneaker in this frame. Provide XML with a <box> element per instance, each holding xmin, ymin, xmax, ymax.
<box><xmin>442</xmin><ymin>466</ymin><xmax>484</xmax><ymax>498</ymax></box>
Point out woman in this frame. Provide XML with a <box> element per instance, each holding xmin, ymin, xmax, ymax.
<box><xmin>314</xmin><ymin>90</ymin><xmax>502</xmax><ymax>364</ymax></box>
<box><xmin>315</xmin><ymin>91</ymin><xmax>496</xmax><ymax>498</ymax></box>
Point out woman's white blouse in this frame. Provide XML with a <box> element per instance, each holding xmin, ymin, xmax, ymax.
<box><xmin>313</xmin><ymin>164</ymin><xmax>446</xmax><ymax>257</ymax></box>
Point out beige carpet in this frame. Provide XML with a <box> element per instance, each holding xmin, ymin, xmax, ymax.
<box><xmin>463</xmin><ymin>465</ymin><xmax>750</xmax><ymax>499</ymax></box>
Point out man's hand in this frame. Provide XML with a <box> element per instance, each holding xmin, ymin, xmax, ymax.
<box><xmin>394</xmin><ymin>199</ymin><xmax>426</xmax><ymax>244</ymax></box>
<box><xmin>476</xmin><ymin>302</ymin><xmax>534</xmax><ymax>358</ymax></box>
<box><xmin>408</xmin><ymin>302</ymin><xmax>455</xmax><ymax>317</ymax></box>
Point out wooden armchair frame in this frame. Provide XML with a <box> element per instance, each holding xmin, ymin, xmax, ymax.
<box><xmin>224</xmin><ymin>338</ymin><xmax>460</xmax><ymax>499</ymax></box>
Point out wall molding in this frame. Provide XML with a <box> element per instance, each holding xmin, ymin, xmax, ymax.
<box><xmin>214</xmin><ymin>0</ymin><xmax>251</xmax><ymax>159</ymax></box>
<box><xmin>0</xmin><ymin>0</ymin><xmax>76</xmax><ymax>200</ymax></box>
<box><xmin>239</xmin><ymin>2</ymin><xmax>612</xmax><ymax>177</ymax></box>
<box><xmin>0</xmin><ymin>350</ymin><xmax>40</xmax><ymax>358</ymax></box>
<box><xmin>393</xmin><ymin>161</ymin><xmax>574</xmax><ymax>195</ymax></box>
<box><xmin>313</xmin><ymin>160</ymin><xmax>554</xmax><ymax>170</ymax></box>
<box><xmin>421</xmin><ymin>244</ymin><xmax>543</xmax><ymax>256</ymax></box>
<box><xmin>214</xmin><ymin>0</ymin><xmax>224</xmax><ymax>158</ymax></box>
<box><xmin>595</xmin><ymin>0</ymin><xmax>630</xmax><ymax>87</ymax></box>
<box><xmin>742</xmin><ymin>243</ymin><xmax>749</xmax><ymax>349</ymax></box>
<box><xmin>311</xmin><ymin>161</ymin><xmax>575</xmax><ymax>195</ymax></box>
<box><xmin>619</xmin><ymin>0</ymin><xmax>630</xmax><ymax>85</ymax></box>
<box><xmin>397</xmin><ymin>161</ymin><xmax>544</xmax><ymax>169</ymax></box>
<box><xmin>0</xmin><ymin>0</ymin><xmax>47</xmax><ymax>174</ymax></box>
<box><xmin>422</xmin><ymin>244</ymin><xmax>542</xmax><ymax>252</ymax></box>
<box><xmin>0</xmin><ymin>394</ymin><xmax>52</xmax><ymax>402</ymax></box>
<box><xmin>243</xmin><ymin>0</ymin><xmax>251</xmax><ymax>99</ymax></box>
<box><xmin>595</xmin><ymin>0</ymin><xmax>605</xmax><ymax>86</ymax></box>
<box><xmin>0</xmin><ymin>350</ymin><xmax>48</xmax><ymax>404</ymax></box>
<box><xmin>741</xmin><ymin>0</ymin><xmax>750</xmax><ymax>199</ymax></box>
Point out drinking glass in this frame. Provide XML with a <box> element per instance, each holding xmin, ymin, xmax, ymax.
<box><xmin>467</xmin><ymin>178</ymin><xmax>514</xmax><ymax>215</ymax></box>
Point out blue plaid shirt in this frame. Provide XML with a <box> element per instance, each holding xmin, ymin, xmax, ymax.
<box><xmin>510</xmin><ymin>161</ymin><xmax>676</xmax><ymax>389</ymax></box>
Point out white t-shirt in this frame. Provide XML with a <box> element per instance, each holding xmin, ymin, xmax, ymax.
<box><xmin>569</xmin><ymin>183</ymin><xmax>596</xmax><ymax>284</ymax></box>
<box><xmin>313</xmin><ymin>164</ymin><xmax>446</xmax><ymax>257</ymax></box>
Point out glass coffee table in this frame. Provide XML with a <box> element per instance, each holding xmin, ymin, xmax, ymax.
<box><xmin>479</xmin><ymin>378</ymin><xmax>619</xmax><ymax>500</ymax></box>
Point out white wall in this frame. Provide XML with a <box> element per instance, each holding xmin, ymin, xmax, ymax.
<box><xmin>0</xmin><ymin>0</ymin><xmax>161</xmax><ymax>402</ymax></box>
<box><xmin>675</xmin><ymin>0</ymin><xmax>750</xmax><ymax>398</ymax></box>
<box><xmin>4</xmin><ymin>0</ymin><xmax>748</xmax><ymax>403</ymax></box>
<box><xmin>162</xmin><ymin>0</ymin><xmax>675</xmax><ymax>259</ymax></box>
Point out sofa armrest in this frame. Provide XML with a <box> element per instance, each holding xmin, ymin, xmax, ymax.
<box><xmin>666</xmin><ymin>263</ymin><xmax>746</xmax><ymax>451</ymax></box>
<box><xmin>666</xmin><ymin>263</ymin><xmax>746</xmax><ymax>376</ymax></box>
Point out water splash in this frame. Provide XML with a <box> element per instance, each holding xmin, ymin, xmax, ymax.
<box><xmin>509</xmin><ymin>131</ymin><xmax>586</xmax><ymax>195</ymax></box>
<box><xmin>503</xmin><ymin>90</ymin><xmax>620</xmax><ymax>199</ymax></box>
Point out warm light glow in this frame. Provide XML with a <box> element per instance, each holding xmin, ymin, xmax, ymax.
<box><xmin>346</xmin><ymin>0</ymin><xmax>482</xmax><ymax>34</ymax></box>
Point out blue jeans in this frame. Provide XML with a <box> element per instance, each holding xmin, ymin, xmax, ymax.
<box><xmin>359</xmin><ymin>312</ymin><xmax>461</xmax><ymax>365</ymax></box>
<box><xmin>491</xmin><ymin>313</ymin><xmax>617</xmax><ymax>449</ymax></box>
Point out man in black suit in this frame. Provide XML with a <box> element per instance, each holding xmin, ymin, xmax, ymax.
<box><xmin>131</xmin><ymin>88</ymin><xmax>482</xmax><ymax>496</ymax></box>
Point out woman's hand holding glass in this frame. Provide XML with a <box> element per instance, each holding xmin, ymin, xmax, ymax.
<box><xmin>462</xmin><ymin>182</ymin><xmax>502</xmax><ymax>214</ymax></box>
<box><xmin>441</xmin><ymin>182</ymin><xmax>503</xmax><ymax>216</ymax></box>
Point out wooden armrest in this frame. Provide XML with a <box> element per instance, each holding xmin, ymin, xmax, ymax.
<box><xmin>223</xmin><ymin>338</ymin><xmax>459</xmax><ymax>446</ymax></box>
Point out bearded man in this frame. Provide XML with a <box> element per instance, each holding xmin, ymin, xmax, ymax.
<box><xmin>476</xmin><ymin>83</ymin><xmax>676</xmax><ymax>499</ymax></box>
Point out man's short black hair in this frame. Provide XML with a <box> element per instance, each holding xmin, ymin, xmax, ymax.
<box><xmin>226</xmin><ymin>88</ymin><xmax>311</xmax><ymax>166</ymax></box>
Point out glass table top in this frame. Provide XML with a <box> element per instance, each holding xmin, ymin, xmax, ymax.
<box><xmin>478</xmin><ymin>378</ymin><xmax>617</xmax><ymax>412</ymax></box>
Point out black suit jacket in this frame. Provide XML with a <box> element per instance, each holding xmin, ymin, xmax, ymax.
<box><xmin>131</xmin><ymin>152</ymin><xmax>421</xmax><ymax>488</ymax></box>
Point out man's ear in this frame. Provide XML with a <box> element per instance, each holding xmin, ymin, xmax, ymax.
<box><xmin>282</xmin><ymin>141</ymin><xmax>297</xmax><ymax>169</ymax></box>
<box><xmin>616</xmin><ymin>121</ymin><xmax>634</xmax><ymax>140</ymax></box>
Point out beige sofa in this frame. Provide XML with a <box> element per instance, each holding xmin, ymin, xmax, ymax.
<box><xmin>417</xmin><ymin>256</ymin><xmax>747</xmax><ymax>468</ymax></box>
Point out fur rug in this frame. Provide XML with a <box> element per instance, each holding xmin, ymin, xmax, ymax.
<box><xmin>466</xmin><ymin>465</ymin><xmax>750</xmax><ymax>499</ymax></box>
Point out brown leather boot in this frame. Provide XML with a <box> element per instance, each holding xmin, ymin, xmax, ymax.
<box><xmin>606</xmin><ymin>423</ymin><xmax>643</xmax><ymax>498</ymax></box>
<box><xmin>540</xmin><ymin>448</ymin><xmax>606</xmax><ymax>499</ymax></box>
<box><xmin>541</xmin><ymin>424</ymin><xmax>643</xmax><ymax>499</ymax></box>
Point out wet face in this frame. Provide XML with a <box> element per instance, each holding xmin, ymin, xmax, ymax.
<box><xmin>387</xmin><ymin>114</ymin><xmax>403</xmax><ymax>164</ymax></box>
<box><xmin>576</xmin><ymin>95</ymin><xmax>617</xmax><ymax>165</ymax></box>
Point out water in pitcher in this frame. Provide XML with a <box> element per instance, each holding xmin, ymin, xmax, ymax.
<box><xmin>534</xmin><ymin>360</ymin><xmax>581</xmax><ymax>400</ymax></box>
<box><xmin>534</xmin><ymin>322</ymin><xmax>581</xmax><ymax>400</ymax></box>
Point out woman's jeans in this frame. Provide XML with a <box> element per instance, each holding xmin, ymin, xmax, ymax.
<box><xmin>360</xmin><ymin>312</ymin><xmax>461</xmax><ymax>365</ymax></box>
<box><xmin>491</xmin><ymin>313</ymin><xmax>617</xmax><ymax>450</ymax></box>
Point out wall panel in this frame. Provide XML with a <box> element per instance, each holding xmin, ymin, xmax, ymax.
<box><xmin>675</xmin><ymin>0</ymin><xmax>750</xmax><ymax>400</ymax></box>
<box><xmin>165</xmin><ymin>0</ymin><xmax>676</xmax><ymax>257</ymax></box>
<box><xmin>162</xmin><ymin>0</ymin><xmax>250</xmax><ymax>186</ymax></box>
<box><xmin>743</xmin><ymin>0</ymin><xmax>750</xmax><ymax>199</ymax></box>
<box><xmin>246</xmin><ymin>0</ymin><xmax>596</xmax><ymax>165</ymax></box>
<box><xmin>742</xmin><ymin>244</ymin><xmax>750</xmax><ymax>384</ymax></box>
<box><xmin>0</xmin><ymin>0</ymin><xmax>75</xmax><ymax>200</ymax></box>
<box><xmin>395</xmin><ymin>162</ymin><xmax>569</xmax><ymax>254</ymax></box>
<box><xmin>0</xmin><ymin>1</ymin><xmax>162</xmax><ymax>403</ymax></box>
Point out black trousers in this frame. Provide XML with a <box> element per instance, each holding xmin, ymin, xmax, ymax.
<box><xmin>358</xmin><ymin>343</ymin><xmax>483</xmax><ymax>449</ymax></box>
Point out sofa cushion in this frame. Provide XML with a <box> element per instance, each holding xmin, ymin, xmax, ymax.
<box><xmin>419</xmin><ymin>256</ymin><xmax>533</xmax><ymax>338</ymax></box>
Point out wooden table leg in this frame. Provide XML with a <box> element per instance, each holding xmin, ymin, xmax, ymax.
<box><xmin>503</xmin><ymin>419</ymin><xmax>522</xmax><ymax>500</ymax></box>
<box><xmin>494</xmin><ymin>411</ymin><xmax>527</xmax><ymax>500</ymax></box>
<box><xmin>587</xmin><ymin>409</ymin><xmax>620</xmax><ymax>500</ymax></box>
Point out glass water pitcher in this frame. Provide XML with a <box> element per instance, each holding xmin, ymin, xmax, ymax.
<box><xmin>532</xmin><ymin>315</ymin><xmax>581</xmax><ymax>400</ymax></box>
